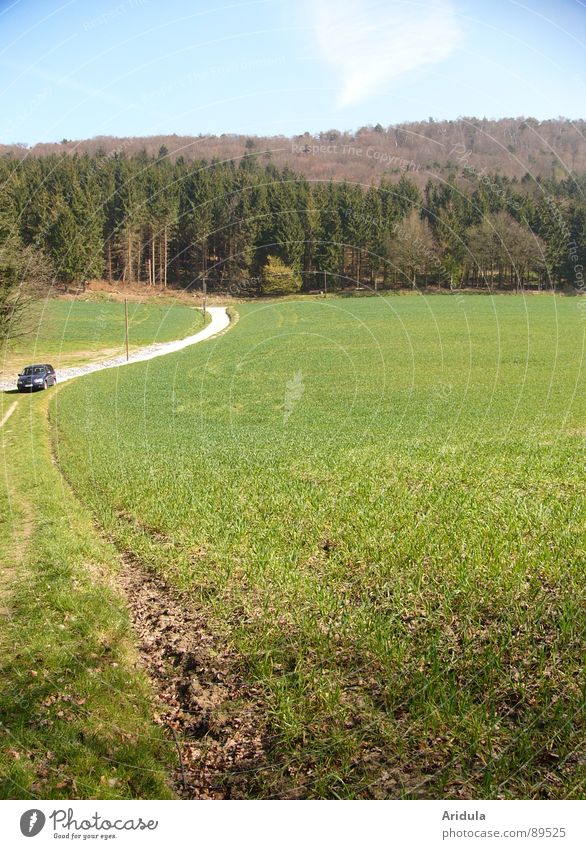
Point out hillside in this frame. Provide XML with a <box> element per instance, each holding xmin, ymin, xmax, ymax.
<box><xmin>3</xmin><ymin>118</ymin><xmax>586</xmax><ymax>186</ymax></box>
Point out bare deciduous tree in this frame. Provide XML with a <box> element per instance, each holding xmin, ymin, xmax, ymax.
<box><xmin>388</xmin><ymin>211</ymin><xmax>439</xmax><ymax>288</ymax></box>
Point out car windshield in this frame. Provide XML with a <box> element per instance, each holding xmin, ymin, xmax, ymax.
<box><xmin>22</xmin><ymin>367</ymin><xmax>44</xmax><ymax>375</ymax></box>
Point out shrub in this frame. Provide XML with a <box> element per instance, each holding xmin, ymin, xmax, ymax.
<box><xmin>260</xmin><ymin>255</ymin><xmax>302</xmax><ymax>296</ymax></box>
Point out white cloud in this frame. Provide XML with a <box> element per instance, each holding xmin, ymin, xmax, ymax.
<box><xmin>312</xmin><ymin>0</ymin><xmax>463</xmax><ymax>108</ymax></box>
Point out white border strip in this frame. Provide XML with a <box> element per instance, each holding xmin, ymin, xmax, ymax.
<box><xmin>0</xmin><ymin>401</ymin><xmax>18</xmax><ymax>429</ymax></box>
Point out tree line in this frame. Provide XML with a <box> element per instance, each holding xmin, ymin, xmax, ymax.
<box><xmin>0</xmin><ymin>147</ymin><xmax>585</xmax><ymax>319</ymax></box>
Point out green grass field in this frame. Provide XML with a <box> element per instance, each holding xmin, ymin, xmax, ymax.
<box><xmin>43</xmin><ymin>294</ymin><xmax>586</xmax><ymax>797</ymax></box>
<box><xmin>1</xmin><ymin>297</ymin><xmax>203</xmax><ymax>376</ymax></box>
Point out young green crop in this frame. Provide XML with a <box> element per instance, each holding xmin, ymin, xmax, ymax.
<box><xmin>52</xmin><ymin>294</ymin><xmax>586</xmax><ymax>799</ymax></box>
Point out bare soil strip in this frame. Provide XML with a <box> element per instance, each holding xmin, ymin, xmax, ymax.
<box><xmin>117</xmin><ymin>548</ymin><xmax>272</xmax><ymax>799</ymax></box>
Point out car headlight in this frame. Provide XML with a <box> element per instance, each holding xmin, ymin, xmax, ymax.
<box><xmin>33</xmin><ymin>378</ymin><xmax>43</xmax><ymax>384</ymax></box>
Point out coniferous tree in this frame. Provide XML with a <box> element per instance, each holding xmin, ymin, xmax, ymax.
<box><xmin>0</xmin><ymin>147</ymin><xmax>584</xmax><ymax>295</ymax></box>
<box><xmin>315</xmin><ymin>182</ymin><xmax>344</xmax><ymax>289</ymax></box>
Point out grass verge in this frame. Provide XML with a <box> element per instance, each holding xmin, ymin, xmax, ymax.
<box><xmin>0</xmin><ymin>389</ymin><xmax>174</xmax><ymax>799</ymax></box>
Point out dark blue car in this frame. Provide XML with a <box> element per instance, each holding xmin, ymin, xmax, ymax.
<box><xmin>17</xmin><ymin>364</ymin><xmax>57</xmax><ymax>392</ymax></box>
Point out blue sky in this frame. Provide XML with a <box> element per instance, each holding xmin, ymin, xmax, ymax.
<box><xmin>0</xmin><ymin>0</ymin><xmax>584</xmax><ymax>143</ymax></box>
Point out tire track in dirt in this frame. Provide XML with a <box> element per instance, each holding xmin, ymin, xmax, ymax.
<box><xmin>116</xmin><ymin>547</ymin><xmax>274</xmax><ymax>799</ymax></box>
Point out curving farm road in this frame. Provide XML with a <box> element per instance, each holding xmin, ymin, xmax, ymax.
<box><xmin>0</xmin><ymin>306</ymin><xmax>230</xmax><ymax>395</ymax></box>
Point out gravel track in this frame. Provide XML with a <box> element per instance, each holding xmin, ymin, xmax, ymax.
<box><xmin>0</xmin><ymin>306</ymin><xmax>230</xmax><ymax>393</ymax></box>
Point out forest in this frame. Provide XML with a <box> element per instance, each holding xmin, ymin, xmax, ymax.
<box><xmin>1</xmin><ymin>143</ymin><xmax>585</xmax><ymax>317</ymax></box>
<box><xmin>4</xmin><ymin>118</ymin><xmax>586</xmax><ymax>182</ymax></box>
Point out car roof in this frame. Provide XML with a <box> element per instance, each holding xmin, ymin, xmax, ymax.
<box><xmin>23</xmin><ymin>364</ymin><xmax>51</xmax><ymax>370</ymax></box>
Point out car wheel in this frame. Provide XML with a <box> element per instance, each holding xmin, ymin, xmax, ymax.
<box><xmin>43</xmin><ymin>379</ymin><xmax>48</xmax><ymax>390</ymax></box>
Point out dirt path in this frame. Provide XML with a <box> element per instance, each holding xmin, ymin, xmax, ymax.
<box><xmin>0</xmin><ymin>306</ymin><xmax>230</xmax><ymax>392</ymax></box>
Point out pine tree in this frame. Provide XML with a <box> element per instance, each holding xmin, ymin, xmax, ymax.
<box><xmin>268</xmin><ymin>170</ymin><xmax>304</xmax><ymax>271</ymax></box>
<box><xmin>315</xmin><ymin>182</ymin><xmax>343</xmax><ymax>289</ymax></box>
<box><xmin>46</xmin><ymin>174</ymin><xmax>104</xmax><ymax>287</ymax></box>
